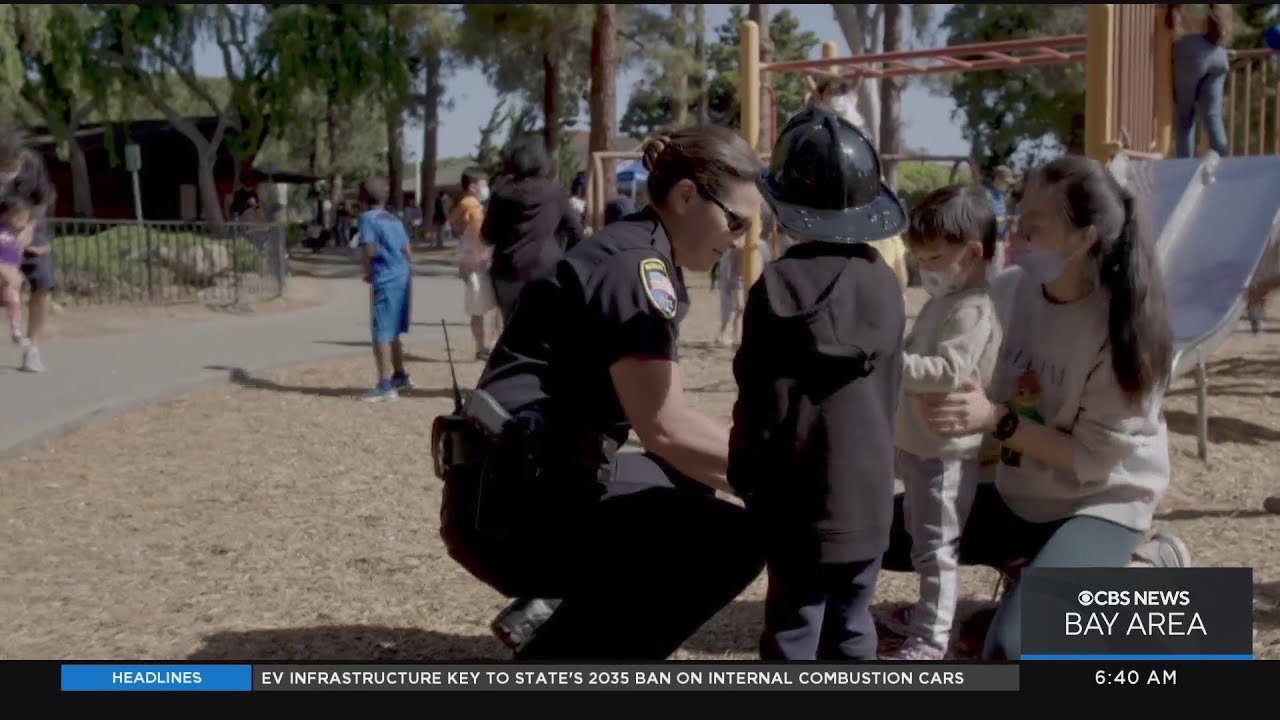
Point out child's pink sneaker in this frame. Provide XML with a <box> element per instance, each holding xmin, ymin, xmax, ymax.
<box><xmin>878</xmin><ymin>604</ymin><xmax>915</xmax><ymax>636</ymax></box>
<box><xmin>882</xmin><ymin>637</ymin><xmax>946</xmax><ymax>661</ymax></box>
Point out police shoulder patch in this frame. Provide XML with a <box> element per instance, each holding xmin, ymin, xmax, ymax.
<box><xmin>639</xmin><ymin>257</ymin><xmax>678</xmax><ymax>320</ymax></box>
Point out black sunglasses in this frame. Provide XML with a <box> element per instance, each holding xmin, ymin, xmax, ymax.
<box><xmin>697</xmin><ymin>185</ymin><xmax>751</xmax><ymax>236</ymax></box>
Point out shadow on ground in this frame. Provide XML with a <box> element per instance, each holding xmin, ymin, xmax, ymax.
<box><xmin>1155</xmin><ymin>508</ymin><xmax>1275</xmax><ymax>521</ymax></box>
<box><xmin>681</xmin><ymin>598</ymin><xmax>999</xmax><ymax>659</ymax></box>
<box><xmin>1163</xmin><ymin>410</ymin><xmax>1280</xmax><ymax>445</ymax></box>
<box><xmin>186</xmin><ymin>625</ymin><xmax>508</xmax><ymax>662</ymax></box>
<box><xmin>1256</xmin><ymin>581</ymin><xmax>1280</xmax><ymax>632</ymax></box>
<box><xmin>311</xmin><ymin>340</ymin><xmax>464</xmax><ymax>364</ymax></box>
<box><xmin>207</xmin><ymin>365</ymin><xmax>455</xmax><ymax>400</ymax></box>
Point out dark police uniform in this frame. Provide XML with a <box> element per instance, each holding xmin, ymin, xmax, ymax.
<box><xmin>439</xmin><ymin>206</ymin><xmax>763</xmax><ymax>660</ymax></box>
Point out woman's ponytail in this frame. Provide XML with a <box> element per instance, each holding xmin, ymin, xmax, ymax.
<box><xmin>1099</xmin><ymin>186</ymin><xmax>1173</xmax><ymax>401</ymax></box>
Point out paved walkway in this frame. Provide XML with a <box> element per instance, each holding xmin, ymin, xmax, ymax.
<box><xmin>1</xmin><ymin>266</ymin><xmax>467</xmax><ymax>456</ymax></box>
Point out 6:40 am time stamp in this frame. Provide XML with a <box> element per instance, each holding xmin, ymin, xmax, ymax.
<box><xmin>1094</xmin><ymin>668</ymin><xmax>1178</xmax><ymax>686</ymax></box>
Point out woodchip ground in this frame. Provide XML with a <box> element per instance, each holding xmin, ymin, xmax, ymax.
<box><xmin>1</xmin><ymin>272</ymin><xmax>1277</xmax><ymax>660</ymax></box>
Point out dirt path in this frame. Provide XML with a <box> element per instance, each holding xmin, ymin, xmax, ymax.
<box><xmin>1</xmin><ymin>278</ymin><xmax>1276</xmax><ymax>661</ymax></box>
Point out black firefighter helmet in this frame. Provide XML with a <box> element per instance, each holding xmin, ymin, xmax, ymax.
<box><xmin>757</xmin><ymin>104</ymin><xmax>907</xmax><ymax>244</ymax></box>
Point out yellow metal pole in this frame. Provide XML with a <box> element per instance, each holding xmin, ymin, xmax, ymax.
<box><xmin>741</xmin><ymin>19</ymin><xmax>762</xmax><ymax>292</ymax></box>
<box><xmin>822</xmin><ymin>40</ymin><xmax>838</xmax><ymax>65</ymax></box>
<box><xmin>1085</xmin><ymin>4</ymin><xmax>1117</xmax><ymax>163</ymax></box>
<box><xmin>1153</xmin><ymin>5</ymin><xmax>1173</xmax><ymax>156</ymax></box>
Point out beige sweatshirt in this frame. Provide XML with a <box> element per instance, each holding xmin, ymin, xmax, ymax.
<box><xmin>986</xmin><ymin>268</ymin><xmax>1171</xmax><ymax>532</ymax></box>
<box><xmin>894</xmin><ymin>286</ymin><xmax>1002</xmax><ymax>460</ymax></box>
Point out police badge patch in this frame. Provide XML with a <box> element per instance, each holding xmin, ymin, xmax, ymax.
<box><xmin>639</xmin><ymin>258</ymin><xmax>678</xmax><ymax>320</ymax></box>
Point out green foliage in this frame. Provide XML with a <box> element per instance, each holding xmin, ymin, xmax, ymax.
<box><xmin>934</xmin><ymin>4</ymin><xmax>1086</xmax><ymax>174</ymax></box>
<box><xmin>621</xmin><ymin>5</ymin><xmax>819</xmax><ymax>138</ymax></box>
<box><xmin>895</xmin><ymin>160</ymin><xmax>972</xmax><ymax>208</ymax></box>
<box><xmin>51</xmin><ymin>224</ymin><xmax>272</xmax><ymax>300</ymax></box>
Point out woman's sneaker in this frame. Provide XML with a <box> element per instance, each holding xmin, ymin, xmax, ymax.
<box><xmin>362</xmin><ymin>384</ymin><xmax>399</xmax><ymax>402</ymax></box>
<box><xmin>878</xmin><ymin>604</ymin><xmax>915</xmax><ymax>637</ymax></box>
<box><xmin>882</xmin><ymin>636</ymin><xmax>947</xmax><ymax>661</ymax></box>
<box><xmin>1130</xmin><ymin>532</ymin><xmax>1192</xmax><ymax>568</ymax></box>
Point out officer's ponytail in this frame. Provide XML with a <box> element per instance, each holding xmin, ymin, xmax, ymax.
<box><xmin>641</xmin><ymin>125</ymin><xmax>763</xmax><ymax>207</ymax></box>
<box><xmin>1032</xmin><ymin>155</ymin><xmax>1173</xmax><ymax>403</ymax></box>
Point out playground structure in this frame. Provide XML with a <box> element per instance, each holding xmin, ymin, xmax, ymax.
<box><xmin>585</xmin><ymin>4</ymin><xmax>1279</xmax><ymax>459</ymax></box>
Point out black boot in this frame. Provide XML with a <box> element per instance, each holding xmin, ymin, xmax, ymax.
<box><xmin>491</xmin><ymin>598</ymin><xmax>561</xmax><ymax>653</ymax></box>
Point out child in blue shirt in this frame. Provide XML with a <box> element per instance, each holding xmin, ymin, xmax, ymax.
<box><xmin>358</xmin><ymin>177</ymin><xmax>414</xmax><ymax>401</ymax></box>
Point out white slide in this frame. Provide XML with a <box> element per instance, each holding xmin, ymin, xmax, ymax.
<box><xmin>1110</xmin><ymin>152</ymin><xmax>1280</xmax><ymax>457</ymax></box>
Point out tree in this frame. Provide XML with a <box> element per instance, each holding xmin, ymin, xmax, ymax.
<box><xmin>414</xmin><ymin>5</ymin><xmax>457</xmax><ymax>222</ymax></box>
<box><xmin>457</xmin><ymin>5</ymin><xmax>595</xmax><ymax>162</ymax></box>
<box><xmin>879</xmin><ymin>4</ymin><xmax>903</xmax><ymax>188</ymax></box>
<box><xmin>670</xmin><ymin>5</ymin><xmax>689</xmax><ymax>127</ymax></box>
<box><xmin>621</xmin><ymin>5</ymin><xmax>818</xmax><ymax>139</ymax></box>
<box><xmin>693</xmin><ymin>4</ymin><xmax>710</xmax><ymax>124</ymax></box>
<box><xmin>89</xmin><ymin>4</ymin><xmax>276</xmax><ymax>223</ymax></box>
<box><xmin>5</xmin><ymin>5</ymin><xmax>98</xmax><ymax>216</ymax></box>
<box><xmin>589</xmin><ymin>5</ymin><xmax>618</xmax><ymax>204</ymax></box>
<box><xmin>260</xmin><ymin>4</ymin><xmax>387</xmax><ymax>217</ymax></box>
<box><xmin>935</xmin><ymin>4</ymin><xmax>1086</xmax><ymax>173</ymax></box>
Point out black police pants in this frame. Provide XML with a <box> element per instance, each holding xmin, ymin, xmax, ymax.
<box><xmin>514</xmin><ymin>453</ymin><xmax>765</xmax><ymax>661</ymax></box>
<box><xmin>759</xmin><ymin>554</ymin><xmax>882</xmax><ymax>661</ymax></box>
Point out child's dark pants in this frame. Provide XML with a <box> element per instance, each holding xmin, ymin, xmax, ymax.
<box><xmin>759</xmin><ymin>552</ymin><xmax>882</xmax><ymax>660</ymax></box>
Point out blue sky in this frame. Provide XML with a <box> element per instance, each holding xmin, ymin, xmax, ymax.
<box><xmin>194</xmin><ymin>4</ymin><xmax>966</xmax><ymax>163</ymax></box>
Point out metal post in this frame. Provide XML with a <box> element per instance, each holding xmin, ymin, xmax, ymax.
<box><xmin>1153</xmin><ymin>6</ymin><xmax>1173</xmax><ymax>156</ymax></box>
<box><xmin>1196</xmin><ymin>356</ymin><xmax>1209</xmax><ymax>460</ymax></box>
<box><xmin>1084</xmin><ymin>4</ymin><xmax>1116</xmax><ymax>163</ymax></box>
<box><xmin>740</xmin><ymin>19</ymin><xmax>762</xmax><ymax>295</ymax></box>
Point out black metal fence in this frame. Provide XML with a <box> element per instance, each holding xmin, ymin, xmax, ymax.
<box><xmin>42</xmin><ymin>219</ymin><xmax>287</xmax><ymax>306</ymax></box>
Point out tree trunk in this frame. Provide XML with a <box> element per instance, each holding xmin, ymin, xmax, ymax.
<box><xmin>670</xmin><ymin>4</ymin><xmax>689</xmax><ymax>127</ymax></box>
<box><xmin>749</xmin><ymin>4</ymin><xmax>774</xmax><ymax>152</ymax></box>
<box><xmin>387</xmin><ymin>101</ymin><xmax>405</xmax><ymax>212</ymax></box>
<box><xmin>420</xmin><ymin>51</ymin><xmax>442</xmax><ymax>222</ymax></box>
<box><xmin>196</xmin><ymin>146</ymin><xmax>222</xmax><ymax>225</ymax></box>
<box><xmin>591</xmin><ymin>4</ymin><xmax>619</xmax><ymax>221</ymax></box>
<box><xmin>694</xmin><ymin>3</ymin><xmax>709</xmax><ymax>124</ymax></box>
<box><xmin>879</xmin><ymin>3</ymin><xmax>903</xmax><ymax>189</ymax></box>
<box><xmin>542</xmin><ymin>44</ymin><xmax>561</xmax><ymax>162</ymax></box>
<box><xmin>831</xmin><ymin>4</ymin><xmax>881</xmax><ymax>147</ymax></box>
<box><xmin>68</xmin><ymin>138</ymin><xmax>93</xmax><ymax>218</ymax></box>
<box><xmin>326</xmin><ymin>97</ymin><xmax>343</xmax><ymax>224</ymax></box>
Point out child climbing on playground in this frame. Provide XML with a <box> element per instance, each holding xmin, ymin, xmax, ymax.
<box><xmin>880</xmin><ymin>185</ymin><xmax>1002</xmax><ymax>661</ymax></box>
<box><xmin>729</xmin><ymin>105</ymin><xmax>906</xmax><ymax>661</ymax></box>
<box><xmin>0</xmin><ymin>147</ymin><xmax>53</xmax><ymax>352</ymax></box>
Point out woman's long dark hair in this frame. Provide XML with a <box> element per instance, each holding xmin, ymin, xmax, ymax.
<box><xmin>1032</xmin><ymin>155</ymin><xmax>1173</xmax><ymax>403</ymax></box>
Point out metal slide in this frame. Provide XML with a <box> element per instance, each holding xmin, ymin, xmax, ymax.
<box><xmin>1109</xmin><ymin>152</ymin><xmax>1280</xmax><ymax>458</ymax></box>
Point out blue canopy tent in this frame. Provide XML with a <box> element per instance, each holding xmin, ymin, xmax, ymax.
<box><xmin>615</xmin><ymin>160</ymin><xmax>648</xmax><ymax>201</ymax></box>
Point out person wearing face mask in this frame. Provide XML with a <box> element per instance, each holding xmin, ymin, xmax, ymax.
<box><xmin>729</xmin><ymin>105</ymin><xmax>907</xmax><ymax>661</ymax></box>
<box><xmin>480</xmin><ymin>135</ymin><xmax>587</xmax><ymax>324</ymax></box>
<box><xmin>878</xmin><ymin>155</ymin><xmax>1191</xmax><ymax>660</ymax></box>
<box><xmin>453</xmin><ymin>167</ymin><xmax>500</xmax><ymax>360</ymax></box>
<box><xmin>879</xmin><ymin>185</ymin><xmax>1002</xmax><ymax>661</ymax></box>
<box><xmin>435</xmin><ymin>124</ymin><xmax>767</xmax><ymax>659</ymax></box>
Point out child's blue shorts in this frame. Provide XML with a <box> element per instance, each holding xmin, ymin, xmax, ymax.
<box><xmin>371</xmin><ymin>279</ymin><xmax>411</xmax><ymax>343</ymax></box>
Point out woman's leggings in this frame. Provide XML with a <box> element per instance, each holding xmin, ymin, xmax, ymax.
<box><xmin>1173</xmin><ymin>38</ymin><xmax>1229</xmax><ymax>158</ymax></box>
<box><xmin>880</xmin><ymin>483</ymin><xmax>1144</xmax><ymax>660</ymax></box>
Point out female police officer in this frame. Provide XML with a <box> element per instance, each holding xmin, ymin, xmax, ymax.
<box><xmin>437</xmin><ymin>124</ymin><xmax>767</xmax><ymax>660</ymax></box>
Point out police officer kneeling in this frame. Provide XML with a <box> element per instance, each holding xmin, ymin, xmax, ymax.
<box><xmin>435</xmin><ymin>124</ymin><xmax>768</xmax><ymax>660</ymax></box>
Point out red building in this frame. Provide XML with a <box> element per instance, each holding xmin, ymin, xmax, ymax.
<box><xmin>31</xmin><ymin>117</ymin><xmax>255</xmax><ymax>221</ymax></box>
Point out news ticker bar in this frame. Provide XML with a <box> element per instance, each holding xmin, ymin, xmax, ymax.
<box><xmin>61</xmin><ymin>664</ymin><xmax>1020</xmax><ymax>692</ymax></box>
<box><xmin>52</xmin><ymin>658</ymin><xmax>1267</xmax><ymax>693</ymax></box>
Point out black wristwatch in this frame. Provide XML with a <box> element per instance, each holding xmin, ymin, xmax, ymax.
<box><xmin>993</xmin><ymin>403</ymin><xmax>1020</xmax><ymax>442</ymax></box>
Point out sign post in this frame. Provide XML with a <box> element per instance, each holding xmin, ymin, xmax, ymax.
<box><xmin>125</xmin><ymin>143</ymin><xmax>143</xmax><ymax>222</ymax></box>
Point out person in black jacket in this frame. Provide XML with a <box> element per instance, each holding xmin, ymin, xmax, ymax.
<box><xmin>481</xmin><ymin>136</ymin><xmax>587</xmax><ymax>323</ymax></box>
<box><xmin>729</xmin><ymin>105</ymin><xmax>907</xmax><ymax>661</ymax></box>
